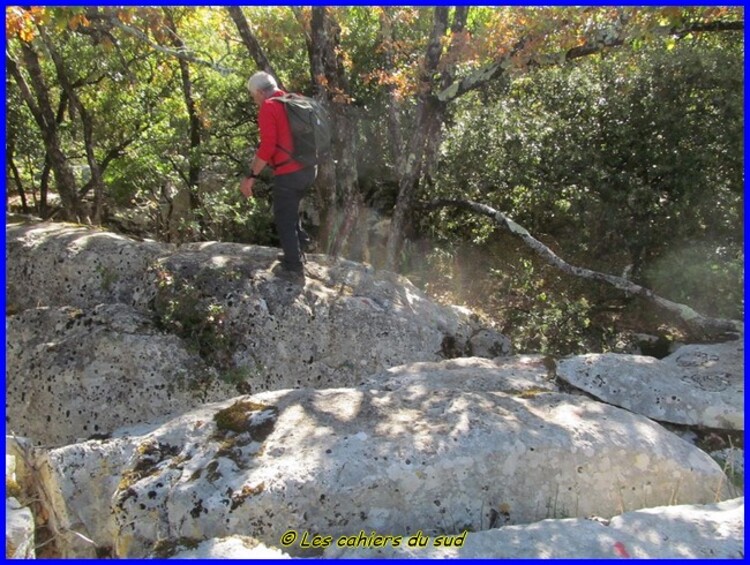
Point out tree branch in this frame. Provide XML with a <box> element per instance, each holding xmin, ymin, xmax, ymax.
<box><xmin>87</xmin><ymin>8</ymin><xmax>235</xmax><ymax>75</ymax></box>
<box><xmin>422</xmin><ymin>197</ymin><xmax>741</xmax><ymax>338</ymax></box>
<box><xmin>226</xmin><ymin>6</ymin><xmax>284</xmax><ymax>87</ymax></box>
<box><xmin>437</xmin><ymin>18</ymin><xmax>743</xmax><ymax>103</ymax></box>
<box><xmin>674</xmin><ymin>20</ymin><xmax>744</xmax><ymax>35</ymax></box>
<box><xmin>436</xmin><ymin>35</ymin><xmax>530</xmax><ymax>102</ymax></box>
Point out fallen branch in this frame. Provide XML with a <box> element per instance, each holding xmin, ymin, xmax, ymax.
<box><xmin>423</xmin><ymin>198</ymin><xmax>741</xmax><ymax>338</ymax></box>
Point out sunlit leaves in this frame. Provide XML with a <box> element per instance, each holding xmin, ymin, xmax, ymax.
<box><xmin>435</xmin><ymin>37</ymin><xmax>742</xmax><ymax>315</ymax></box>
<box><xmin>6</xmin><ymin>5</ymin><xmax>743</xmax><ymax>245</ymax></box>
<box><xmin>6</xmin><ymin>6</ymin><xmax>48</xmax><ymax>41</ymax></box>
<box><xmin>67</xmin><ymin>12</ymin><xmax>89</xmax><ymax>31</ymax></box>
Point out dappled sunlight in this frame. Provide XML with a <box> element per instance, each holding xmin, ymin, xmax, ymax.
<box><xmin>69</xmin><ymin>231</ymin><xmax>127</xmax><ymax>248</ymax></box>
<box><xmin>30</xmin><ymin>379</ymin><xmax>739</xmax><ymax>558</ymax></box>
<box><xmin>7</xmin><ymin>3</ymin><xmax>744</xmax><ymax>557</ymax></box>
<box><xmin>310</xmin><ymin>389</ymin><xmax>365</xmax><ymax>422</ymax></box>
<box><xmin>550</xmin><ymin>403</ymin><xmax>586</xmax><ymax>426</ymax></box>
<box><xmin>208</xmin><ymin>255</ymin><xmax>232</xmax><ymax>267</ymax></box>
<box><xmin>19</xmin><ymin>224</ymin><xmax>121</xmax><ymax>250</ymax></box>
<box><xmin>606</xmin><ymin>500</ymin><xmax>744</xmax><ymax>558</ymax></box>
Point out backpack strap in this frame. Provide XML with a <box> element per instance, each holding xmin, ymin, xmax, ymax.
<box><xmin>269</xmin><ymin>94</ymin><xmax>297</xmax><ymax>169</ymax></box>
<box><xmin>273</xmin><ymin>145</ymin><xmax>294</xmax><ymax>169</ymax></box>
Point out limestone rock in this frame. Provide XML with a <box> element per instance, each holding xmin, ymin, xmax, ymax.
<box><xmin>7</xmin><ymin>222</ymin><xmax>509</xmax><ymax>446</ymax></box>
<box><xmin>6</xmin><ymin>222</ymin><xmax>169</xmax><ymax>314</ymax></box>
<box><xmin>6</xmin><ymin>304</ymin><xmax>237</xmax><ymax>446</ymax></box>
<box><xmin>5</xmin><ymin>499</ymin><xmax>35</xmax><ymax>559</ymax></box>
<box><xmin>161</xmin><ymin>536</ymin><xmax>291</xmax><ymax>559</ymax></box>
<box><xmin>555</xmin><ymin>336</ymin><xmax>743</xmax><ymax>430</ymax></box>
<box><xmin>468</xmin><ymin>328</ymin><xmax>512</xmax><ymax>357</ymax></box>
<box><xmin>7</xmin><ymin>223</ymin><xmax>505</xmax><ymax>442</ymax></box>
<box><xmin>6</xmin><ymin>444</ymin><xmax>35</xmax><ymax>559</ymax></box>
<box><xmin>324</xmin><ymin>498</ymin><xmax>744</xmax><ymax>559</ymax></box>
<box><xmin>36</xmin><ymin>386</ymin><xmax>731</xmax><ymax>558</ymax></box>
<box><xmin>368</xmin><ymin>355</ymin><xmax>558</xmax><ymax>395</ymax></box>
<box><xmin>146</xmin><ymin>242</ymin><xmax>478</xmax><ymax>391</ymax></box>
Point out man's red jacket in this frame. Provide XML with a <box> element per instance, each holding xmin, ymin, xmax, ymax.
<box><xmin>256</xmin><ymin>90</ymin><xmax>305</xmax><ymax>176</ymax></box>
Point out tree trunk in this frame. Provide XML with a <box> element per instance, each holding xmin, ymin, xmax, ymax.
<box><xmin>290</xmin><ymin>7</ymin><xmax>314</xmax><ymax>86</ymax></box>
<box><xmin>226</xmin><ymin>7</ymin><xmax>285</xmax><ymax>89</ymax></box>
<box><xmin>6</xmin><ymin>139</ymin><xmax>29</xmax><ymax>214</ymax></box>
<box><xmin>306</xmin><ymin>7</ymin><xmax>339</xmax><ymax>251</ymax></box>
<box><xmin>39</xmin><ymin>156</ymin><xmax>51</xmax><ymax>218</ymax></box>
<box><xmin>384</xmin><ymin>100</ymin><xmax>443</xmax><ymax>270</ymax></box>
<box><xmin>424</xmin><ymin>197</ymin><xmax>741</xmax><ymax>338</ymax></box>
<box><xmin>7</xmin><ymin>45</ymin><xmax>84</xmax><ymax>222</ymax></box>
<box><xmin>328</xmin><ymin>112</ymin><xmax>365</xmax><ymax>258</ymax></box>
<box><xmin>379</xmin><ymin>9</ymin><xmax>405</xmax><ymax>168</ymax></box>
<box><xmin>164</xmin><ymin>9</ymin><xmax>203</xmax><ymax>214</ymax></box>
<box><xmin>309</xmin><ymin>7</ymin><xmax>364</xmax><ymax>259</ymax></box>
<box><xmin>384</xmin><ymin>7</ymin><xmax>449</xmax><ymax>270</ymax></box>
<box><xmin>37</xmin><ymin>24</ymin><xmax>106</xmax><ymax>224</ymax></box>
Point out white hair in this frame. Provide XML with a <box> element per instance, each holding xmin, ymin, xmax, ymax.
<box><xmin>246</xmin><ymin>71</ymin><xmax>278</xmax><ymax>95</ymax></box>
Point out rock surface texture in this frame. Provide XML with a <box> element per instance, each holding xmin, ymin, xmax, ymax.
<box><xmin>6</xmin><ymin>440</ymin><xmax>35</xmax><ymax>559</ymax></box>
<box><xmin>323</xmin><ymin>498</ymin><xmax>744</xmax><ymax>559</ymax></box>
<box><xmin>367</xmin><ymin>355</ymin><xmax>558</xmax><ymax>394</ymax></box>
<box><xmin>163</xmin><ymin>536</ymin><xmax>291</xmax><ymax>559</ymax></box>
<box><xmin>6</xmin><ymin>222</ymin><xmax>167</xmax><ymax>313</ymax></box>
<box><xmin>5</xmin><ymin>220</ymin><xmax>743</xmax><ymax>559</ymax></box>
<box><xmin>556</xmin><ymin>335</ymin><xmax>744</xmax><ymax>430</ymax></box>
<box><xmin>6</xmin><ymin>221</ymin><xmax>507</xmax><ymax>446</ymax></box>
<box><xmin>36</xmin><ymin>381</ymin><xmax>731</xmax><ymax>557</ymax></box>
<box><xmin>6</xmin><ymin>304</ymin><xmax>236</xmax><ymax>446</ymax></box>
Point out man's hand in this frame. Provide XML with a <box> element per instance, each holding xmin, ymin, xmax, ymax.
<box><xmin>240</xmin><ymin>176</ymin><xmax>255</xmax><ymax>199</ymax></box>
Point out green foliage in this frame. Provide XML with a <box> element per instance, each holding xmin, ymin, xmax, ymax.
<box><xmin>153</xmin><ymin>272</ymin><xmax>235</xmax><ymax>368</ymax></box>
<box><xmin>427</xmin><ymin>38</ymin><xmax>743</xmax><ymax>347</ymax></box>
<box><xmin>644</xmin><ymin>243</ymin><xmax>744</xmax><ymax>319</ymax></box>
<box><xmin>493</xmin><ymin>260</ymin><xmax>599</xmax><ymax>355</ymax></box>
<box><xmin>415</xmin><ymin>234</ymin><xmax>606</xmax><ymax>355</ymax></box>
<box><xmin>437</xmin><ymin>41</ymin><xmax>743</xmax><ymax>265</ymax></box>
<box><xmin>193</xmin><ymin>183</ymin><xmax>277</xmax><ymax>245</ymax></box>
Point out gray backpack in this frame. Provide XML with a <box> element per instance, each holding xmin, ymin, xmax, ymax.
<box><xmin>273</xmin><ymin>93</ymin><xmax>332</xmax><ymax>167</ymax></box>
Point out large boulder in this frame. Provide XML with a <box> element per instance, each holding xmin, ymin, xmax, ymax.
<box><xmin>6</xmin><ymin>222</ymin><xmax>168</xmax><ymax>314</ymax></box>
<box><xmin>35</xmin><ymin>380</ymin><xmax>731</xmax><ymax>557</ymax></box>
<box><xmin>555</xmin><ymin>336</ymin><xmax>744</xmax><ymax>430</ymax></box>
<box><xmin>323</xmin><ymin>497</ymin><xmax>745</xmax><ymax>559</ymax></box>
<box><xmin>146</xmin><ymin>241</ymin><xmax>500</xmax><ymax>390</ymax></box>
<box><xmin>6</xmin><ymin>222</ymin><xmax>508</xmax><ymax>446</ymax></box>
<box><xmin>6</xmin><ymin>304</ymin><xmax>237</xmax><ymax>446</ymax></box>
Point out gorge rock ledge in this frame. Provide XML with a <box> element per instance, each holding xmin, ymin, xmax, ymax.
<box><xmin>6</xmin><ymin>221</ymin><xmax>508</xmax><ymax>446</ymax></box>
<box><xmin>556</xmin><ymin>335</ymin><xmax>744</xmax><ymax>430</ymax></box>
<box><xmin>6</xmin><ymin>304</ymin><xmax>236</xmax><ymax>446</ymax></box>
<box><xmin>36</xmin><ymin>383</ymin><xmax>731</xmax><ymax>558</ymax></box>
<box><xmin>324</xmin><ymin>497</ymin><xmax>744</xmax><ymax>559</ymax></box>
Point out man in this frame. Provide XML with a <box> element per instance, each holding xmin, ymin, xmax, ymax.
<box><xmin>241</xmin><ymin>71</ymin><xmax>315</xmax><ymax>278</ymax></box>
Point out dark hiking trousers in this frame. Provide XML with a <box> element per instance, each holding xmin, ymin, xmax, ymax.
<box><xmin>273</xmin><ymin>166</ymin><xmax>316</xmax><ymax>270</ymax></box>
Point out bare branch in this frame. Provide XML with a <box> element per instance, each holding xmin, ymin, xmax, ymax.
<box><xmin>423</xmin><ymin>198</ymin><xmax>741</xmax><ymax>338</ymax></box>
